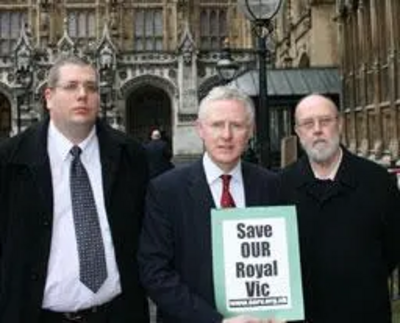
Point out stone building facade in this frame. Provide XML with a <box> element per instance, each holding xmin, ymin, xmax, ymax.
<box><xmin>274</xmin><ymin>0</ymin><xmax>400</xmax><ymax>166</ymax></box>
<box><xmin>336</xmin><ymin>0</ymin><xmax>400</xmax><ymax>166</ymax></box>
<box><xmin>0</xmin><ymin>0</ymin><xmax>256</xmax><ymax>158</ymax></box>
<box><xmin>274</xmin><ymin>0</ymin><xmax>338</xmax><ymax>68</ymax></box>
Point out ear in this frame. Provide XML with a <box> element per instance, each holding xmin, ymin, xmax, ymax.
<box><xmin>294</xmin><ymin>125</ymin><xmax>300</xmax><ymax>138</ymax></box>
<box><xmin>337</xmin><ymin>114</ymin><xmax>344</xmax><ymax>134</ymax></box>
<box><xmin>44</xmin><ymin>88</ymin><xmax>53</xmax><ymax>110</ymax></box>
<box><xmin>195</xmin><ymin>119</ymin><xmax>204</xmax><ymax>139</ymax></box>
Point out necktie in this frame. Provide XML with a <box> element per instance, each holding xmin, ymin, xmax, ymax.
<box><xmin>70</xmin><ymin>146</ymin><xmax>107</xmax><ymax>293</ymax></box>
<box><xmin>220</xmin><ymin>174</ymin><xmax>236</xmax><ymax>208</ymax></box>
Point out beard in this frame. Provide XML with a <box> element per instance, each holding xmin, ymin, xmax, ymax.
<box><xmin>300</xmin><ymin>135</ymin><xmax>340</xmax><ymax>164</ymax></box>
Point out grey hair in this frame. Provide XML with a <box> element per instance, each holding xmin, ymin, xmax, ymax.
<box><xmin>47</xmin><ymin>55</ymin><xmax>98</xmax><ymax>88</ymax></box>
<box><xmin>198</xmin><ymin>86</ymin><xmax>255</xmax><ymax>124</ymax></box>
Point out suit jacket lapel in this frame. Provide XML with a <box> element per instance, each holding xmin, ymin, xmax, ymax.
<box><xmin>187</xmin><ymin>160</ymin><xmax>217</xmax><ymax>304</ymax></box>
<box><xmin>187</xmin><ymin>160</ymin><xmax>215</xmax><ymax>251</ymax></box>
<box><xmin>242</xmin><ymin>163</ymin><xmax>262</xmax><ymax>207</ymax></box>
<box><xmin>188</xmin><ymin>160</ymin><xmax>215</xmax><ymax>219</ymax></box>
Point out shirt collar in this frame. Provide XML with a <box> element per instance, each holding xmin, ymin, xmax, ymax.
<box><xmin>203</xmin><ymin>152</ymin><xmax>243</xmax><ymax>185</ymax></box>
<box><xmin>48</xmin><ymin>121</ymin><xmax>97</xmax><ymax>161</ymax></box>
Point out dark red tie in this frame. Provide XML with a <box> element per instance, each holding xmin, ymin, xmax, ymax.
<box><xmin>220</xmin><ymin>174</ymin><xmax>236</xmax><ymax>208</ymax></box>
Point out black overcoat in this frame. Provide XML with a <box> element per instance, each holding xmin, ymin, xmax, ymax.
<box><xmin>279</xmin><ymin>148</ymin><xmax>400</xmax><ymax>323</ymax></box>
<box><xmin>0</xmin><ymin>118</ymin><xmax>150</xmax><ymax>323</ymax></box>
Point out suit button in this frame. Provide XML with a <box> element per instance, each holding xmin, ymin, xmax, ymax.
<box><xmin>31</xmin><ymin>273</ymin><xmax>39</xmax><ymax>281</ymax></box>
<box><xmin>43</xmin><ymin>219</ymin><xmax>50</xmax><ymax>227</ymax></box>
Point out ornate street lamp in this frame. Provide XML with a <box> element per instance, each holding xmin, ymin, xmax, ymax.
<box><xmin>98</xmin><ymin>47</ymin><xmax>115</xmax><ymax>122</ymax></box>
<box><xmin>238</xmin><ymin>0</ymin><xmax>283</xmax><ymax>168</ymax></box>
<box><xmin>14</xmin><ymin>48</ymin><xmax>34</xmax><ymax>133</ymax></box>
<box><xmin>216</xmin><ymin>40</ymin><xmax>239</xmax><ymax>84</ymax></box>
<box><xmin>15</xmin><ymin>68</ymin><xmax>33</xmax><ymax>133</ymax></box>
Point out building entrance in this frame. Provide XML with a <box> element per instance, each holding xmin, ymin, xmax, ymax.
<box><xmin>126</xmin><ymin>86</ymin><xmax>172</xmax><ymax>147</ymax></box>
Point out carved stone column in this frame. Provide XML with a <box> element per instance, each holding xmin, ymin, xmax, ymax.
<box><xmin>357</xmin><ymin>0</ymin><xmax>369</xmax><ymax>157</ymax></box>
<box><xmin>369</xmin><ymin>0</ymin><xmax>383</xmax><ymax>160</ymax></box>
<box><xmin>177</xmin><ymin>23</ymin><xmax>198</xmax><ymax>116</ymax></box>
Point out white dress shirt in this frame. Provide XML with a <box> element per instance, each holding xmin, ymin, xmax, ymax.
<box><xmin>203</xmin><ymin>153</ymin><xmax>246</xmax><ymax>208</ymax></box>
<box><xmin>42</xmin><ymin>121</ymin><xmax>121</xmax><ymax>311</ymax></box>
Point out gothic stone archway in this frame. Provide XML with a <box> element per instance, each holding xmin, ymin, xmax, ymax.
<box><xmin>126</xmin><ymin>85</ymin><xmax>172</xmax><ymax>146</ymax></box>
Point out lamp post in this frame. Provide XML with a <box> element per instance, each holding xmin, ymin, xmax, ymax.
<box><xmin>15</xmin><ymin>65</ymin><xmax>33</xmax><ymax>133</ymax></box>
<box><xmin>98</xmin><ymin>50</ymin><xmax>115</xmax><ymax>122</ymax></box>
<box><xmin>238</xmin><ymin>0</ymin><xmax>282</xmax><ymax>168</ymax></box>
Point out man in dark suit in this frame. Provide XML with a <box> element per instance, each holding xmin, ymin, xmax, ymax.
<box><xmin>0</xmin><ymin>56</ymin><xmax>149</xmax><ymax>323</ymax></box>
<box><xmin>279</xmin><ymin>94</ymin><xmax>400</xmax><ymax>323</ymax></box>
<box><xmin>144</xmin><ymin>129</ymin><xmax>174</xmax><ymax>178</ymax></box>
<box><xmin>138</xmin><ymin>86</ymin><xmax>283</xmax><ymax>323</ymax></box>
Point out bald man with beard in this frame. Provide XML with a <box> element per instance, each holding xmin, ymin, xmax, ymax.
<box><xmin>279</xmin><ymin>94</ymin><xmax>400</xmax><ymax>323</ymax></box>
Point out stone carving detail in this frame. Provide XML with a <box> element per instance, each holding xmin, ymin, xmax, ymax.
<box><xmin>178</xmin><ymin>113</ymin><xmax>197</xmax><ymax>123</ymax></box>
<box><xmin>14</xmin><ymin>24</ymin><xmax>33</xmax><ymax>74</ymax></box>
<box><xmin>178</xmin><ymin>22</ymin><xmax>196</xmax><ymax>65</ymax></box>
<box><xmin>57</xmin><ymin>18</ymin><xmax>76</xmax><ymax>57</ymax></box>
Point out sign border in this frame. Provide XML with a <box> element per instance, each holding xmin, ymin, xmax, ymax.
<box><xmin>211</xmin><ymin>205</ymin><xmax>304</xmax><ymax>321</ymax></box>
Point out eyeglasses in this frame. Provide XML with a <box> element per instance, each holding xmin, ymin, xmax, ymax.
<box><xmin>54</xmin><ymin>81</ymin><xmax>99</xmax><ymax>93</ymax></box>
<box><xmin>296</xmin><ymin>116</ymin><xmax>338</xmax><ymax>130</ymax></box>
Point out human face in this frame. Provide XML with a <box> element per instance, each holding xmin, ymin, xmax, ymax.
<box><xmin>196</xmin><ymin>99</ymin><xmax>253</xmax><ymax>172</ymax></box>
<box><xmin>45</xmin><ymin>64</ymin><xmax>100</xmax><ymax>133</ymax></box>
<box><xmin>295</xmin><ymin>96</ymin><xmax>342</xmax><ymax>164</ymax></box>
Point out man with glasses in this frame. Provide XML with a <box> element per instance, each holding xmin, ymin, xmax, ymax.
<box><xmin>138</xmin><ymin>86</ymin><xmax>283</xmax><ymax>323</ymax></box>
<box><xmin>0</xmin><ymin>56</ymin><xmax>150</xmax><ymax>323</ymax></box>
<box><xmin>280</xmin><ymin>94</ymin><xmax>400</xmax><ymax>323</ymax></box>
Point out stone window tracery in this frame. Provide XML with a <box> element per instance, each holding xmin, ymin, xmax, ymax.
<box><xmin>67</xmin><ymin>10</ymin><xmax>96</xmax><ymax>42</ymax></box>
<box><xmin>0</xmin><ymin>10</ymin><xmax>27</xmax><ymax>55</ymax></box>
<box><xmin>199</xmin><ymin>8</ymin><xmax>227</xmax><ymax>50</ymax></box>
<box><xmin>134</xmin><ymin>8</ymin><xmax>163</xmax><ymax>51</ymax></box>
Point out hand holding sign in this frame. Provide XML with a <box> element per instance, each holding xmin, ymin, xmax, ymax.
<box><xmin>222</xmin><ymin>316</ymin><xmax>286</xmax><ymax>323</ymax></box>
<box><xmin>212</xmin><ymin>206</ymin><xmax>304</xmax><ymax>321</ymax></box>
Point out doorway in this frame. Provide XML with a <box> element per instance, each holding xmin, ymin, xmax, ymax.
<box><xmin>126</xmin><ymin>86</ymin><xmax>172</xmax><ymax>147</ymax></box>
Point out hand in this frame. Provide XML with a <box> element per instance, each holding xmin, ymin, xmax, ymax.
<box><xmin>263</xmin><ymin>319</ymin><xmax>286</xmax><ymax>323</ymax></box>
<box><xmin>222</xmin><ymin>315</ymin><xmax>263</xmax><ymax>323</ymax></box>
<box><xmin>222</xmin><ymin>316</ymin><xmax>286</xmax><ymax>323</ymax></box>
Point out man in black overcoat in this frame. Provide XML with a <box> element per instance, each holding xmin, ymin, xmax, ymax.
<box><xmin>144</xmin><ymin>129</ymin><xmax>174</xmax><ymax>178</ymax></box>
<box><xmin>280</xmin><ymin>94</ymin><xmax>400</xmax><ymax>323</ymax></box>
<box><xmin>0</xmin><ymin>56</ymin><xmax>150</xmax><ymax>323</ymax></box>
